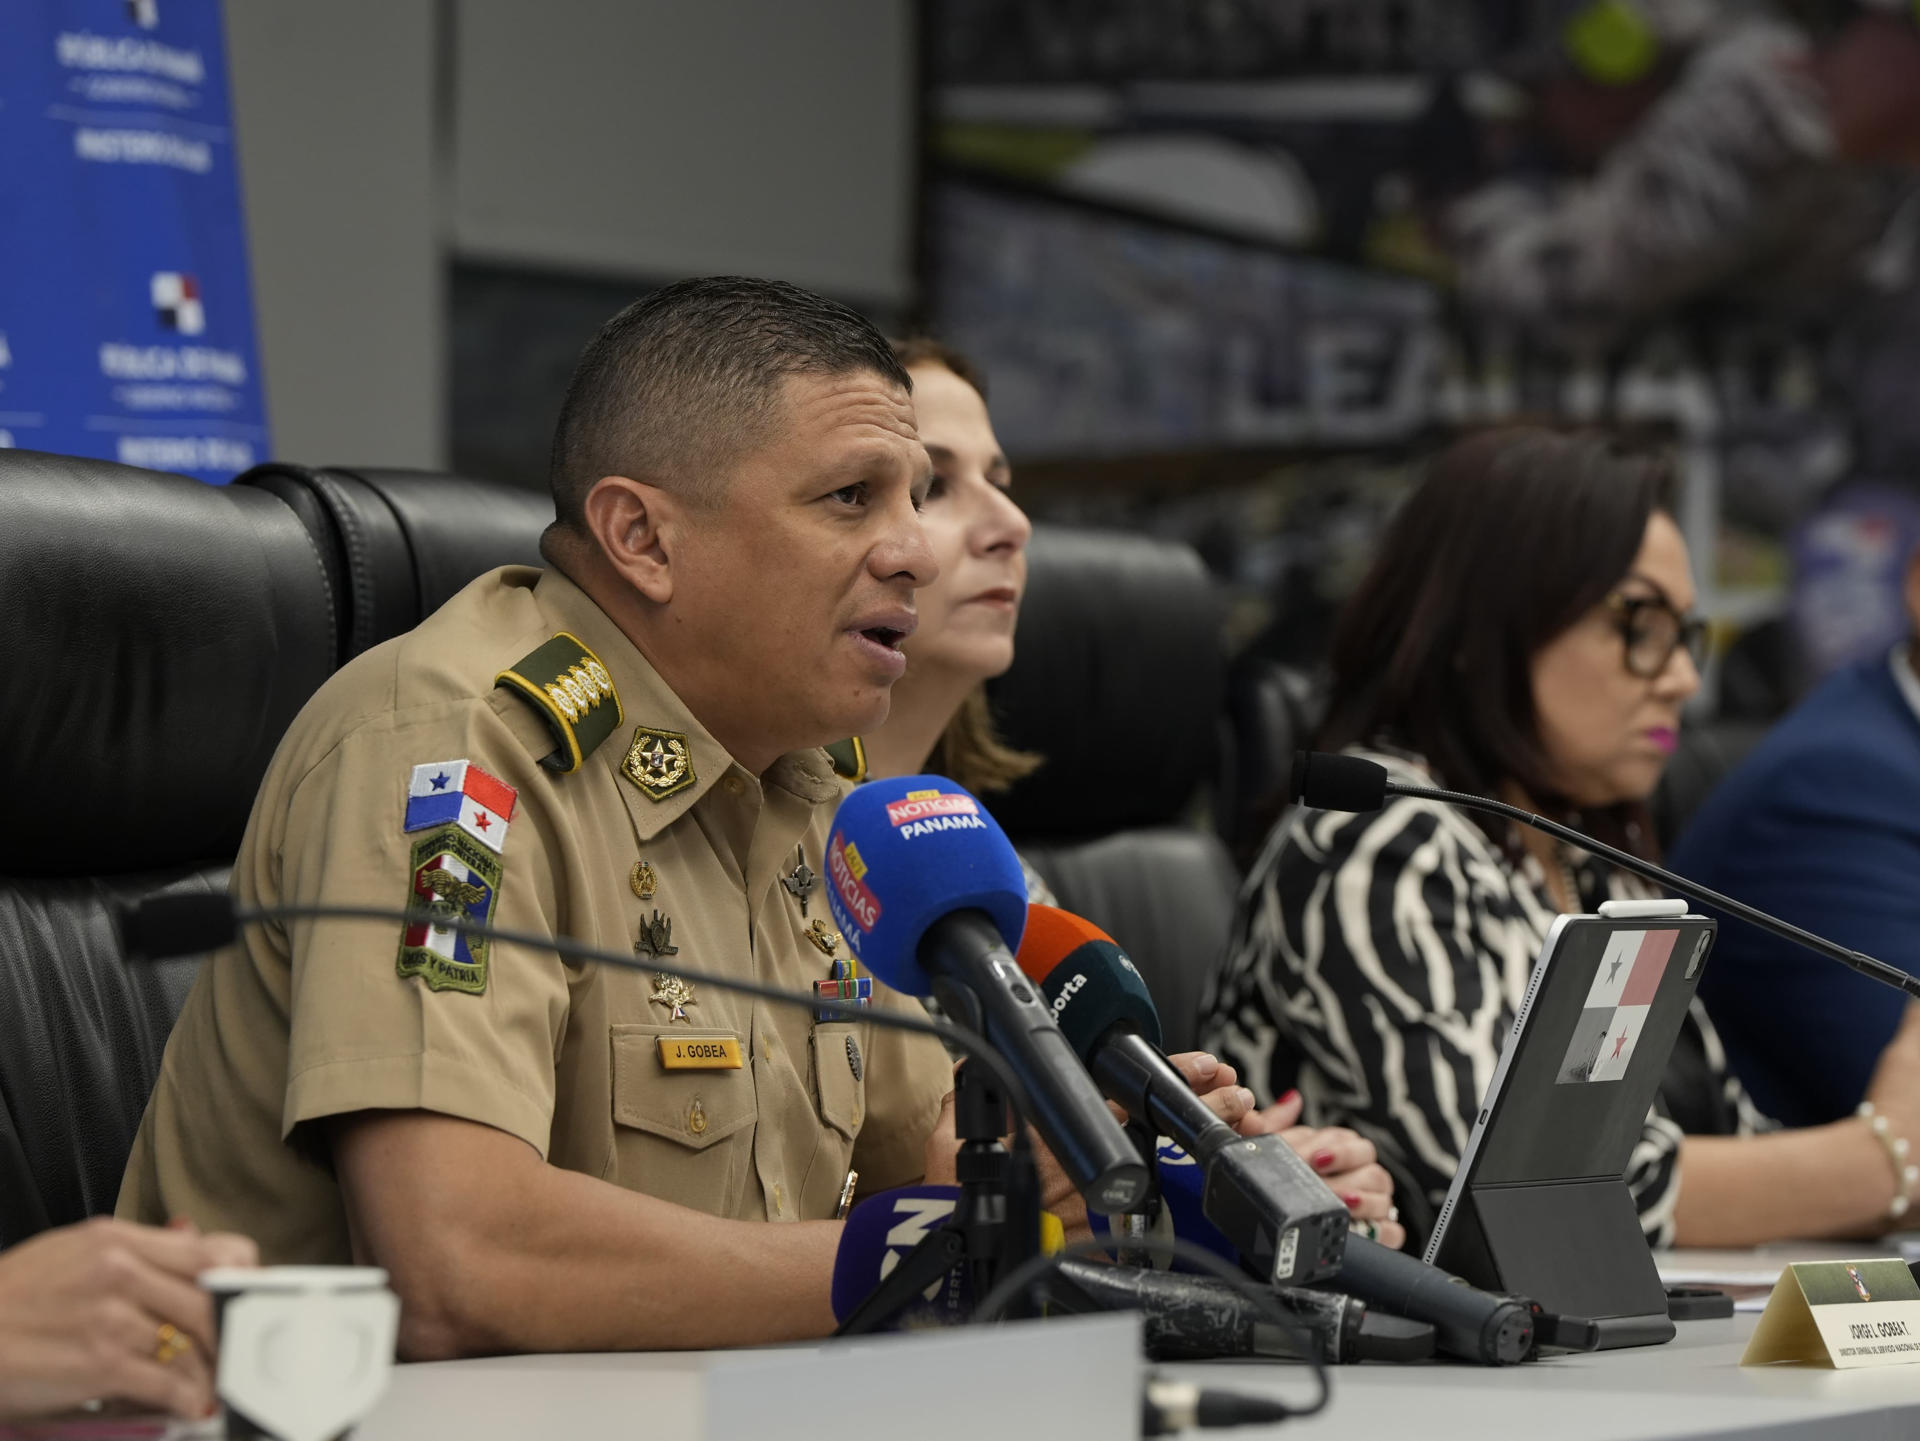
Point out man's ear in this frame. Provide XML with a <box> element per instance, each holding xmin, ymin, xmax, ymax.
<box><xmin>583</xmin><ymin>475</ymin><xmax>680</xmax><ymax>604</ymax></box>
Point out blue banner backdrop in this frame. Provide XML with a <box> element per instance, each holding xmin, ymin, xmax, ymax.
<box><xmin>0</xmin><ymin>0</ymin><xmax>267</xmax><ymax>484</ymax></box>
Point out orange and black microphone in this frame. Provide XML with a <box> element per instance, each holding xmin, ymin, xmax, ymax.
<box><xmin>1013</xmin><ymin>904</ymin><xmax>1350</xmax><ymax>1288</ymax></box>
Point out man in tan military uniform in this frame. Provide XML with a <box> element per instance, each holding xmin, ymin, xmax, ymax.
<box><xmin>119</xmin><ymin>278</ymin><xmax>957</xmax><ymax>1355</ymax></box>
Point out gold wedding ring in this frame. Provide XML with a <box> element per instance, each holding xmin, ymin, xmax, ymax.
<box><xmin>154</xmin><ymin>1323</ymin><xmax>192</xmax><ymax>1366</ymax></box>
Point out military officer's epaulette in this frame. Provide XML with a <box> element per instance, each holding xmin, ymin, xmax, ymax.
<box><xmin>494</xmin><ymin>632</ymin><xmax>623</xmax><ymax>773</ymax></box>
<box><xmin>824</xmin><ymin>736</ymin><xmax>867</xmax><ymax>783</ymax></box>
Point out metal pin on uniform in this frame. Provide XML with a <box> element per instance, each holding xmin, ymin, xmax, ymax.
<box><xmin>629</xmin><ymin>859</ymin><xmax>657</xmax><ymax>900</ymax></box>
<box><xmin>635</xmin><ymin>908</ymin><xmax>678</xmax><ymax>960</ymax></box>
<box><xmin>783</xmin><ymin>851</ymin><xmax>816</xmax><ymax>916</ymax></box>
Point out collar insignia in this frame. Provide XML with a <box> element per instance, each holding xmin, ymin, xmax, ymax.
<box><xmin>623</xmin><ymin>726</ymin><xmax>696</xmax><ymax>802</ymax></box>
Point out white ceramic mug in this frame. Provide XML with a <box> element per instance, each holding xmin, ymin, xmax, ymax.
<box><xmin>198</xmin><ymin>1266</ymin><xmax>399</xmax><ymax>1441</ymax></box>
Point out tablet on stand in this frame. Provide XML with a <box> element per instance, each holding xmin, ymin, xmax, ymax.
<box><xmin>1425</xmin><ymin>898</ymin><xmax>1716</xmax><ymax>1349</ymax></box>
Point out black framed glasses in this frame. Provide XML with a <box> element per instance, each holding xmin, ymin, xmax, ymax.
<box><xmin>1605</xmin><ymin>593</ymin><xmax>1709</xmax><ymax>679</ymax></box>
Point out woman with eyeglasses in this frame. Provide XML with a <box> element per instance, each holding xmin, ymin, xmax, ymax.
<box><xmin>1200</xmin><ymin>426</ymin><xmax>1920</xmax><ymax>1252</ymax></box>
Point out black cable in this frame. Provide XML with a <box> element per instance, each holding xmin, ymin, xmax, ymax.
<box><xmin>1388</xmin><ymin>780</ymin><xmax>1920</xmax><ymax>1001</ymax></box>
<box><xmin>227</xmin><ymin>898</ymin><xmax>1037</xmax><ymax>1169</ymax></box>
<box><xmin>973</xmin><ymin>1233</ymin><xmax>1332</xmax><ymax>1426</ymax></box>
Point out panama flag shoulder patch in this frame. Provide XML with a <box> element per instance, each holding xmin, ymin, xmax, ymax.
<box><xmin>404</xmin><ymin>759</ymin><xmax>517</xmax><ymax>854</ymax></box>
<box><xmin>397</xmin><ymin>825</ymin><xmax>502</xmax><ymax>995</ymax></box>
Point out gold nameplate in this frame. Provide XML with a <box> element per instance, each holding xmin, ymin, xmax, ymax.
<box><xmin>658</xmin><ymin>1035</ymin><xmax>743</xmax><ymax>1070</ymax></box>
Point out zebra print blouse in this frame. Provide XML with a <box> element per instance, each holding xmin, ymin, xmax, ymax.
<box><xmin>1198</xmin><ymin>746</ymin><xmax>1769</xmax><ymax>1250</ymax></box>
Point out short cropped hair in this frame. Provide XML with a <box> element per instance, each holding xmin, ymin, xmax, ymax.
<box><xmin>547</xmin><ymin>276</ymin><xmax>912</xmax><ymax>530</ymax></box>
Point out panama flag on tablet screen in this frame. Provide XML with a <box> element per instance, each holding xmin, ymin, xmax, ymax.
<box><xmin>1555</xmin><ymin>928</ymin><xmax>1679</xmax><ymax>1084</ymax></box>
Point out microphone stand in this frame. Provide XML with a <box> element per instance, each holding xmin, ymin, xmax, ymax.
<box><xmin>1387</xmin><ymin>779</ymin><xmax>1920</xmax><ymax>1001</ymax></box>
<box><xmin>833</xmin><ymin>979</ymin><xmax>1044</xmax><ymax>1334</ymax></box>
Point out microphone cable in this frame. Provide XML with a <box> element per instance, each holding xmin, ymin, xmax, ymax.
<box><xmin>125</xmin><ymin>891</ymin><xmax>1341</xmax><ymax>1424</ymax></box>
<box><xmin>974</xmin><ymin>1233</ymin><xmax>1332</xmax><ymax>1430</ymax></box>
<box><xmin>119</xmin><ymin>891</ymin><xmax>1040</xmax><ymax>1174</ymax></box>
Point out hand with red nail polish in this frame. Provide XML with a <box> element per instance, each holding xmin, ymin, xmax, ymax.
<box><xmin>1281</xmin><ymin>1120</ymin><xmax>1404</xmax><ymax>1250</ymax></box>
<box><xmin>1218</xmin><ymin>1085</ymin><xmax>1405</xmax><ymax>1247</ymax></box>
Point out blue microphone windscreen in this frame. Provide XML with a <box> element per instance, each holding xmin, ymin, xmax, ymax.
<box><xmin>830</xmin><ymin>1185</ymin><xmax>967</xmax><ymax>1326</ymax></box>
<box><xmin>823</xmin><ymin>775</ymin><xmax>1028</xmax><ymax>997</ymax></box>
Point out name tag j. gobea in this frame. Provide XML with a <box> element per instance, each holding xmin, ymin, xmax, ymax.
<box><xmin>658</xmin><ymin>1035</ymin><xmax>743</xmax><ymax>1070</ymax></box>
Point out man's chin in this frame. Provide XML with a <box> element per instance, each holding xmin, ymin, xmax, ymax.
<box><xmin>805</xmin><ymin>687</ymin><xmax>893</xmax><ymax>753</ymax></box>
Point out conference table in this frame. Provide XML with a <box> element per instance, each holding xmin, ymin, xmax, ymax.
<box><xmin>33</xmin><ymin>1245</ymin><xmax>1920</xmax><ymax>1441</ymax></box>
<box><xmin>344</xmin><ymin>1244</ymin><xmax>1920</xmax><ymax>1441</ymax></box>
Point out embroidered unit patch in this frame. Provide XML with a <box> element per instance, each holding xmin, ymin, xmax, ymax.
<box><xmin>404</xmin><ymin>759</ymin><xmax>517</xmax><ymax>855</ymax></box>
<box><xmin>397</xmin><ymin>824</ymin><xmax>502</xmax><ymax>995</ymax></box>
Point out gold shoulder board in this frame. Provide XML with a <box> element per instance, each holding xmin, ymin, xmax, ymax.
<box><xmin>494</xmin><ymin>632</ymin><xmax>623</xmax><ymax>773</ymax></box>
<box><xmin>824</xmin><ymin>736</ymin><xmax>868</xmax><ymax>784</ymax></box>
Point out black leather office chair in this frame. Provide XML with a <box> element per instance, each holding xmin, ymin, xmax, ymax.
<box><xmin>0</xmin><ymin>451</ymin><xmax>337</xmax><ymax>1245</ymax></box>
<box><xmin>237</xmin><ymin>464</ymin><xmax>552</xmax><ymax>660</ymax></box>
<box><xmin>988</xmin><ymin>527</ymin><xmax>1233</xmax><ymax>1054</ymax></box>
<box><xmin>1216</xmin><ymin>654</ymin><xmax>1325</xmax><ymax>873</ymax></box>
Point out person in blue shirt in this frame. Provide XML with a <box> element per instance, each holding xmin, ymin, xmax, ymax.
<box><xmin>1672</xmin><ymin>544</ymin><xmax>1920</xmax><ymax>1128</ymax></box>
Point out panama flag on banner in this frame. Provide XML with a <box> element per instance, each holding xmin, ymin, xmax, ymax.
<box><xmin>404</xmin><ymin>759</ymin><xmax>517</xmax><ymax>855</ymax></box>
<box><xmin>0</xmin><ymin>2</ymin><xmax>269</xmax><ymax>481</ymax></box>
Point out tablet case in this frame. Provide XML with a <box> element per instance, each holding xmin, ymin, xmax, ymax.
<box><xmin>1427</xmin><ymin>909</ymin><xmax>1717</xmax><ymax>1349</ymax></box>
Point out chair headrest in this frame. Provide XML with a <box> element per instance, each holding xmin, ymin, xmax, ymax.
<box><xmin>987</xmin><ymin>526</ymin><xmax>1224</xmax><ymax>840</ymax></box>
<box><xmin>325</xmin><ymin>467</ymin><xmax>552</xmax><ymax>619</ymax></box>
<box><xmin>0</xmin><ymin>451</ymin><xmax>335</xmax><ymax>874</ymax></box>
<box><xmin>237</xmin><ymin>465</ymin><xmax>552</xmax><ymax>658</ymax></box>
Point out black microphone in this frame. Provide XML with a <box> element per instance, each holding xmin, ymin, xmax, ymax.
<box><xmin>1141</xmin><ymin>1126</ymin><xmax>1576</xmax><ymax>1364</ymax></box>
<box><xmin>1014</xmin><ymin>904</ymin><xmax>1349</xmax><ymax>1285</ymax></box>
<box><xmin>1328</xmin><ymin>1233</ymin><xmax>1585</xmax><ymax>1365</ymax></box>
<box><xmin>1290</xmin><ymin>750</ymin><xmax>1920</xmax><ymax>1001</ymax></box>
<box><xmin>1046</xmin><ymin>1258</ymin><xmax>1434</xmax><ymax>1365</ymax></box>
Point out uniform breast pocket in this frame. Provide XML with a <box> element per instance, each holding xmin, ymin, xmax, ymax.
<box><xmin>610</xmin><ymin>1024</ymin><xmax>757</xmax><ymax>1214</ymax></box>
<box><xmin>811</xmin><ymin>1023</ymin><xmax>866</xmax><ymax>1140</ymax></box>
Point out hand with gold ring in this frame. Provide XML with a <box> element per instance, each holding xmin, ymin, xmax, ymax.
<box><xmin>0</xmin><ymin>1217</ymin><xmax>256</xmax><ymax>1422</ymax></box>
<box><xmin>153</xmin><ymin>1323</ymin><xmax>192</xmax><ymax>1367</ymax></box>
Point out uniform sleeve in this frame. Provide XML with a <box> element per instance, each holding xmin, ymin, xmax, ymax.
<box><xmin>1450</xmin><ymin>21</ymin><xmax>1831</xmax><ymax>349</ymax></box>
<box><xmin>276</xmin><ymin>702</ymin><xmax>572</xmax><ymax>1159</ymax></box>
<box><xmin>849</xmin><ymin>985</ymin><xmax>953</xmax><ymax>1193</ymax></box>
